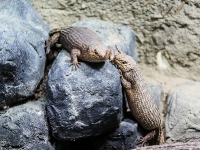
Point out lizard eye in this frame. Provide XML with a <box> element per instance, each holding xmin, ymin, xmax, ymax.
<box><xmin>122</xmin><ymin>61</ymin><xmax>126</xmax><ymax>64</ymax></box>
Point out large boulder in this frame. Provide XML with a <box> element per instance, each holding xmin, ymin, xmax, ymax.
<box><xmin>46</xmin><ymin>51</ymin><xmax>123</xmax><ymax>140</ymax></box>
<box><xmin>165</xmin><ymin>82</ymin><xmax>200</xmax><ymax>143</ymax></box>
<box><xmin>0</xmin><ymin>0</ymin><xmax>49</xmax><ymax>107</ymax></box>
<box><xmin>0</xmin><ymin>98</ymin><xmax>54</xmax><ymax>149</ymax></box>
<box><xmin>72</xmin><ymin>19</ymin><xmax>137</xmax><ymax>61</ymax></box>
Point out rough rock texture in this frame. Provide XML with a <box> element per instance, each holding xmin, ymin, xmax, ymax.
<box><xmin>55</xmin><ymin>118</ymin><xmax>145</xmax><ymax>150</ymax></box>
<box><xmin>104</xmin><ymin>118</ymin><xmax>143</xmax><ymax>150</ymax></box>
<box><xmin>165</xmin><ymin>82</ymin><xmax>200</xmax><ymax>143</ymax></box>
<box><xmin>0</xmin><ymin>99</ymin><xmax>54</xmax><ymax>150</ymax></box>
<box><xmin>46</xmin><ymin>51</ymin><xmax>123</xmax><ymax>140</ymax></box>
<box><xmin>0</xmin><ymin>0</ymin><xmax>49</xmax><ymax>107</ymax></box>
<box><xmin>134</xmin><ymin>142</ymin><xmax>200</xmax><ymax>150</ymax></box>
<box><xmin>72</xmin><ymin>19</ymin><xmax>137</xmax><ymax>61</ymax></box>
<box><xmin>147</xmin><ymin>83</ymin><xmax>164</xmax><ymax>113</ymax></box>
<box><xmin>30</xmin><ymin>0</ymin><xmax>200</xmax><ymax>81</ymax></box>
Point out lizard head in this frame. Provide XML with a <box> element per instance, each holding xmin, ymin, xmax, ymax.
<box><xmin>113</xmin><ymin>46</ymin><xmax>135</xmax><ymax>72</ymax></box>
<box><xmin>88</xmin><ymin>44</ymin><xmax>110</xmax><ymax>62</ymax></box>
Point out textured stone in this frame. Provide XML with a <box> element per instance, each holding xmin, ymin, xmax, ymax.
<box><xmin>46</xmin><ymin>50</ymin><xmax>123</xmax><ymax>140</ymax></box>
<box><xmin>0</xmin><ymin>0</ymin><xmax>49</xmax><ymax>107</ymax></box>
<box><xmin>134</xmin><ymin>142</ymin><xmax>200</xmax><ymax>150</ymax></box>
<box><xmin>72</xmin><ymin>19</ymin><xmax>137</xmax><ymax>61</ymax></box>
<box><xmin>165</xmin><ymin>82</ymin><xmax>200</xmax><ymax>143</ymax></box>
<box><xmin>0</xmin><ymin>99</ymin><xmax>54</xmax><ymax>150</ymax></box>
<box><xmin>147</xmin><ymin>83</ymin><xmax>164</xmax><ymax>112</ymax></box>
<box><xmin>104</xmin><ymin>118</ymin><xmax>143</xmax><ymax>150</ymax></box>
<box><xmin>56</xmin><ymin>118</ymin><xmax>145</xmax><ymax>150</ymax></box>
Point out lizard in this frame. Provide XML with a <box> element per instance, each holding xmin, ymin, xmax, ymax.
<box><xmin>45</xmin><ymin>26</ymin><xmax>115</xmax><ymax>70</ymax></box>
<box><xmin>133</xmin><ymin>142</ymin><xmax>200</xmax><ymax>150</ymax></box>
<box><xmin>113</xmin><ymin>46</ymin><xmax>162</xmax><ymax>146</ymax></box>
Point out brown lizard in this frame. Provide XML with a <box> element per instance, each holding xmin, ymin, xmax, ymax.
<box><xmin>113</xmin><ymin>46</ymin><xmax>161</xmax><ymax>146</ymax></box>
<box><xmin>133</xmin><ymin>142</ymin><xmax>200</xmax><ymax>150</ymax></box>
<box><xmin>46</xmin><ymin>26</ymin><xmax>115</xmax><ymax>69</ymax></box>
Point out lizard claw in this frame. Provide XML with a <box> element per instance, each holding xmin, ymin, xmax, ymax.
<box><xmin>137</xmin><ymin>136</ymin><xmax>149</xmax><ymax>147</ymax></box>
<box><xmin>70</xmin><ymin>62</ymin><xmax>81</xmax><ymax>71</ymax></box>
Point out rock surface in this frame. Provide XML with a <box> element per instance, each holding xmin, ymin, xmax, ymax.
<box><xmin>147</xmin><ymin>83</ymin><xmax>164</xmax><ymax>112</ymax></box>
<box><xmin>55</xmin><ymin>118</ymin><xmax>145</xmax><ymax>150</ymax></box>
<box><xmin>0</xmin><ymin>99</ymin><xmax>53</xmax><ymax>150</ymax></box>
<box><xmin>0</xmin><ymin>0</ymin><xmax>49</xmax><ymax>106</ymax></box>
<box><xmin>46</xmin><ymin>51</ymin><xmax>123</xmax><ymax>140</ymax></box>
<box><xmin>104</xmin><ymin>118</ymin><xmax>143</xmax><ymax>150</ymax></box>
<box><xmin>165</xmin><ymin>82</ymin><xmax>200</xmax><ymax>143</ymax></box>
<box><xmin>134</xmin><ymin>142</ymin><xmax>200</xmax><ymax>150</ymax></box>
<box><xmin>72</xmin><ymin>19</ymin><xmax>137</xmax><ymax>61</ymax></box>
<box><xmin>30</xmin><ymin>0</ymin><xmax>200</xmax><ymax>81</ymax></box>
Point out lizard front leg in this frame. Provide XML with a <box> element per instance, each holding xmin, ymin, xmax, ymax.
<box><xmin>119</xmin><ymin>70</ymin><xmax>132</xmax><ymax>90</ymax></box>
<box><xmin>70</xmin><ymin>49</ymin><xmax>81</xmax><ymax>70</ymax></box>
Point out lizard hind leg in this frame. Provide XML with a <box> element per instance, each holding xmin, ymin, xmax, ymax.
<box><xmin>138</xmin><ymin>130</ymin><xmax>156</xmax><ymax>146</ymax></box>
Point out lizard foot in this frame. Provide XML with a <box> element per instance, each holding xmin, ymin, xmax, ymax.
<box><xmin>137</xmin><ymin>136</ymin><xmax>149</xmax><ymax>147</ymax></box>
<box><xmin>70</xmin><ymin>62</ymin><xmax>81</xmax><ymax>71</ymax></box>
<box><xmin>137</xmin><ymin>130</ymin><xmax>156</xmax><ymax>146</ymax></box>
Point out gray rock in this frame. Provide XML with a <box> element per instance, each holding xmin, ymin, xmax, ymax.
<box><xmin>104</xmin><ymin>118</ymin><xmax>143</xmax><ymax>150</ymax></box>
<box><xmin>0</xmin><ymin>98</ymin><xmax>54</xmax><ymax>150</ymax></box>
<box><xmin>56</xmin><ymin>118</ymin><xmax>144</xmax><ymax>150</ymax></box>
<box><xmin>134</xmin><ymin>142</ymin><xmax>200</xmax><ymax>150</ymax></box>
<box><xmin>0</xmin><ymin>0</ymin><xmax>49</xmax><ymax>107</ymax></box>
<box><xmin>165</xmin><ymin>81</ymin><xmax>200</xmax><ymax>143</ymax></box>
<box><xmin>46</xmin><ymin>50</ymin><xmax>123</xmax><ymax>140</ymax></box>
<box><xmin>147</xmin><ymin>83</ymin><xmax>164</xmax><ymax>113</ymax></box>
<box><xmin>72</xmin><ymin>19</ymin><xmax>137</xmax><ymax>61</ymax></box>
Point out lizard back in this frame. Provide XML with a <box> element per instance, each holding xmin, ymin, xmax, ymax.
<box><xmin>60</xmin><ymin>26</ymin><xmax>103</xmax><ymax>52</ymax></box>
<box><xmin>125</xmin><ymin>66</ymin><xmax>161</xmax><ymax>130</ymax></box>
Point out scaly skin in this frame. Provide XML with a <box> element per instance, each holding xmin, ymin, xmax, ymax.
<box><xmin>46</xmin><ymin>26</ymin><xmax>115</xmax><ymax>69</ymax></box>
<box><xmin>113</xmin><ymin>46</ymin><xmax>161</xmax><ymax>146</ymax></box>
